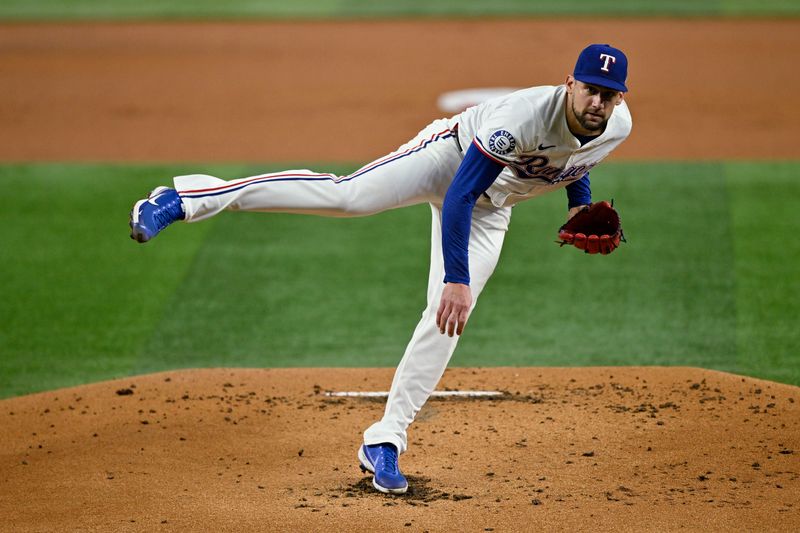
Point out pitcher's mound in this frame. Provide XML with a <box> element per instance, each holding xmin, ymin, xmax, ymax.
<box><xmin>2</xmin><ymin>367</ymin><xmax>798</xmax><ymax>531</ymax></box>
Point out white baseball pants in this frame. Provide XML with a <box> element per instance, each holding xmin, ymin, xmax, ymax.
<box><xmin>174</xmin><ymin>118</ymin><xmax>511</xmax><ymax>454</ymax></box>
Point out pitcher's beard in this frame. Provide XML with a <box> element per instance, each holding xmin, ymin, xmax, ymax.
<box><xmin>572</xmin><ymin>102</ymin><xmax>607</xmax><ymax>133</ymax></box>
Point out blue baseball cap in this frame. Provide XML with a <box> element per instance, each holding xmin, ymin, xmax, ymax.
<box><xmin>573</xmin><ymin>44</ymin><xmax>628</xmax><ymax>92</ymax></box>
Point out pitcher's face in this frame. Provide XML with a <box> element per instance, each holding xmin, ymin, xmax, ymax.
<box><xmin>565</xmin><ymin>75</ymin><xmax>624</xmax><ymax>134</ymax></box>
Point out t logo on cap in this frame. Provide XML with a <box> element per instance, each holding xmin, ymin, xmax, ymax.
<box><xmin>574</xmin><ymin>44</ymin><xmax>628</xmax><ymax>93</ymax></box>
<box><xmin>599</xmin><ymin>53</ymin><xmax>616</xmax><ymax>72</ymax></box>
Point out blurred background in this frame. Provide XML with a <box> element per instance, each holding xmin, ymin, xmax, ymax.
<box><xmin>1</xmin><ymin>1</ymin><xmax>798</xmax><ymax>398</ymax></box>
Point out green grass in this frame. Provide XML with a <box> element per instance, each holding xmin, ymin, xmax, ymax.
<box><xmin>1</xmin><ymin>161</ymin><xmax>798</xmax><ymax>398</ymax></box>
<box><xmin>727</xmin><ymin>163</ymin><xmax>800</xmax><ymax>385</ymax></box>
<box><xmin>0</xmin><ymin>0</ymin><xmax>797</xmax><ymax>20</ymax></box>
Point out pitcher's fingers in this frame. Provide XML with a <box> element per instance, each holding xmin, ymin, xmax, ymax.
<box><xmin>456</xmin><ymin>309</ymin><xmax>469</xmax><ymax>336</ymax></box>
<box><xmin>440</xmin><ymin>306</ymin><xmax>454</xmax><ymax>335</ymax></box>
<box><xmin>447</xmin><ymin>312</ymin><xmax>459</xmax><ymax>337</ymax></box>
<box><xmin>436</xmin><ymin>300</ymin><xmax>447</xmax><ymax>332</ymax></box>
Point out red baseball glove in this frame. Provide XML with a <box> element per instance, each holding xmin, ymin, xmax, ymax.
<box><xmin>557</xmin><ymin>200</ymin><xmax>625</xmax><ymax>255</ymax></box>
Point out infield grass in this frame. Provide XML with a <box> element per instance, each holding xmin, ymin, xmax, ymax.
<box><xmin>1</xmin><ymin>161</ymin><xmax>798</xmax><ymax>398</ymax></box>
<box><xmin>0</xmin><ymin>0</ymin><xmax>798</xmax><ymax>20</ymax></box>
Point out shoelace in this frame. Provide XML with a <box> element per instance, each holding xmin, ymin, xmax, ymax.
<box><xmin>381</xmin><ymin>447</ymin><xmax>398</xmax><ymax>474</ymax></box>
<box><xmin>152</xmin><ymin>197</ymin><xmax>184</xmax><ymax>231</ymax></box>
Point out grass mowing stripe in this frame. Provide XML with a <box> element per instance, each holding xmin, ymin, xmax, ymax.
<box><xmin>0</xmin><ymin>164</ymin><xmax>214</xmax><ymax>398</ymax></box>
<box><xmin>0</xmin><ymin>0</ymin><xmax>798</xmax><ymax>19</ymax></box>
<box><xmin>727</xmin><ymin>162</ymin><xmax>800</xmax><ymax>386</ymax></box>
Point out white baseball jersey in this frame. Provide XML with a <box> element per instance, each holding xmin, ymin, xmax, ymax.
<box><xmin>452</xmin><ymin>84</ymin><xmax>632</xmax><ymax>208</ymax></box>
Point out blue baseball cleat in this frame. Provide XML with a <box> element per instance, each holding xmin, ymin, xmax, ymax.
<box><xmin>130</xmin><ymin>186</ymin><xmax>185</xmax><ymax>243</ymax></box>
<box><xmin>358</xmin><ymin>443</ymin><xmax>408</xmax><ymax>494</ymax></box>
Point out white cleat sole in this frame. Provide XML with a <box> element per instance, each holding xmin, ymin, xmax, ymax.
<box><xmin>129</xmin><ymin>198</ymin><xmax>149</xmax><ymax>242</ymax></box>
<box><xmin>372</xmin><ymin>478</ymin><xmax>408</xmax><ymax>494</ymax></box>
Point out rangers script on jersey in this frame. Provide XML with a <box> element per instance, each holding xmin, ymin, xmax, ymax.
<box><xmin>452</xmin><ymin>84</ymin><xmax>632</xmax><ymax>208</ymax></box>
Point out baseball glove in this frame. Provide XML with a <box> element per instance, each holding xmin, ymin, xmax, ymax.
<box><xmin>557</xmin><ymin>200</ymin><xmax>624</xmax><ymax>255</ymax></box>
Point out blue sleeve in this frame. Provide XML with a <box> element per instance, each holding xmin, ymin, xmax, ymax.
<box><xmin>441</xmin><ymin>141</ymin><xmax>506</xmax><ymax>285</ymax></box>
<box><xmin>565</xmin><ymin>173</ymin><xmax>591</xmax><ymax>209</ymax></box>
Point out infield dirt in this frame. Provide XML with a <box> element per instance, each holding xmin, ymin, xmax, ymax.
<box><xmin>2</xmin><ymin>19</ymin><xmax>800</xmax><ymax>532</ymax></box>
<box><xmin>1</xmin><ymin>19</ymin><xmax>798</xmax><ymax>162</ymax></box>
<box><xmin>2</xmin><ymin>368</ymin><xmax>799</xmax><ymax>531</ymax></box>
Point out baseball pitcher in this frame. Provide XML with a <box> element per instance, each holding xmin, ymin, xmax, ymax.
<box><xmin>130</xmin><ymin>44</ymin><xmax>632</xmax><ymax>494</ymax></box>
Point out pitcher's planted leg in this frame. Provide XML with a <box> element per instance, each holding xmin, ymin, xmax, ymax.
<box><xmin>362</xmin><ymin>204</ymin><xmax>510</xmax><ymax>454</ymax></box>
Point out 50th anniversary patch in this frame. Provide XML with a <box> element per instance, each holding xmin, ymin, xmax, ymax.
<box><xmin>488</xmin><ymin>130</ymin><xmax>516</xmax><ymax>155</ymax></box>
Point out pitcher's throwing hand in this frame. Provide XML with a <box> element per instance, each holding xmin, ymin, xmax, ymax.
<box><xmin>436</xmin><ymin>283</ymin><xmax>472</xmax><ymax>337</ymax></box>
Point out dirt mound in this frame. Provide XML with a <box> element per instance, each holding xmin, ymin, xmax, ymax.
<box><xmin>2</xmin><ymin>367</ymin><xmax>798</xmax><ymax>531</ymax></box>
